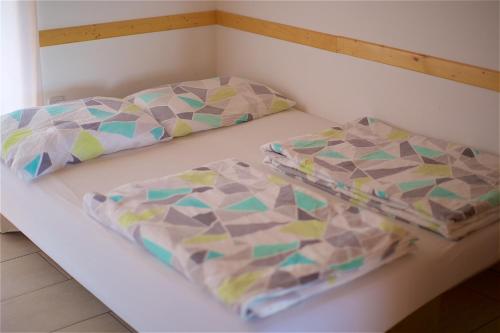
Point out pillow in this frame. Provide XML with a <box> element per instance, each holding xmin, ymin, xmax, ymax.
<box><xmin>1</xmin><ymin>97</ymin><xmax>167</xmax><ymax>180</ymax></box>
<box><xmin>125</xmin><ymin>77</ymin><xmax>296</xmax><ymax>137</ymax></box>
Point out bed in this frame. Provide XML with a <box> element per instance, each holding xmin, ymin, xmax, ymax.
<box><xmin>1</xmin><ymin>109</ymin><xmax>499</xmax><ymax>332</ymax></box>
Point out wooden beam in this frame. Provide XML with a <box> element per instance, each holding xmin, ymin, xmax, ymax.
<box><xmin>39</xmin><ymin>11</ymin><xmax>216</xmax><ymax>47</ymax></box>
<box><xmin>38</xmin><ymin>9</ymin><xmax>499</xmax><ymax>92</ymax></box>
<box><xmin>215</xmin><ymin>10</ymin><xmax>337</xmax><ymax>53</ymax></box>
<box><xmin>216</xmin><ymin>11</ymin><xmax>499</xmax><ymax>92</ymax></box>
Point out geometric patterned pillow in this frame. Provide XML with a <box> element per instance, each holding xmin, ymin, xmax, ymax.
<box><xmin>1</xmin><ymin>97</ymin><xmax>167</xmax><ymax>180</ymax></box>
<box><xmin>125</xmin><ymin>77</ymin><xmax>296</xmax><ymax>138</ymax></box>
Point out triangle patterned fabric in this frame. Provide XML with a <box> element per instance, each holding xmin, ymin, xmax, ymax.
<box><xmin>262</xmin><ymin>117</ymin><xmax>500</xmax><ymax>240</ymax></box>
<box><xmin>84</xmin><ymin>159</ymin><xmax>414</xmax><ymax>319</ymax></box>
<box><xmin>1</xmin><ymin>97</ymin><xmax>166</xmax><ymax>180</ymax></box>
<box><xmin>126</xmin><ymin>77</ymin><xmax>296</xmax><ymax>138</ymax></box>
<box><xmin>1</xmin><ymin>77</ymin><xmax>295</xmax><ymax>181</ymax></box>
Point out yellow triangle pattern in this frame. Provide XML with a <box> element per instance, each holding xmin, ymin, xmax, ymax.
<box><xmin>122</xmin><ymin>104</ymin><xmax>141</xmax><ymax>113</ymax></box>
<box><xmin>173</xmin><ymin>120</ymin><xmax>192</xmax><ymax>137</ymax></box>
<box><xmin>415</xmin><ymin>164</ymin><xmax>452</xmax><ymax>177</ymax></box>
<box><xmin>72</xmin><ymin>131</ymin><xmax>104</xmax><ymax>161</ymax></box>
<box><xmin>217</xmin><ymin>271</ymin><xmax>262</xmax><ymax>304</ymax></box>
<box><xmin>119</xmin><ymin>208</ymin><xmax>163</xmax><ymax>228</ymax></box>
<box><xmin>388</xmin><ymin>129</ymin><xmax>410</xmax><ymax>141</ymax></box>
<box><xmin>270</xmin><ymin>98</ymin><xmax>291</xmax><ymax>113</ymax></box>
<box><xmin>320</xmin><ymin>128</ymin><xmax>345</xmax><ymax>139</ymax></box>
<box><xmin>184</xmin><ymin>233</ymin><xmax>229</xmax><ymax>245</ymax></box>
<box><xmin>208</xmin><ymin>86</ymin><xmax>236</xmax><ymax>103</ymax></box>
<box><xmin>280</xmin><ymin>220</ymin><xmax>326</xmax><ymax>239</ymax></box>
<box><xmin>180</xmin><ymin>170</ymin><xmax>217</xmax><ymax>185</ymax></box>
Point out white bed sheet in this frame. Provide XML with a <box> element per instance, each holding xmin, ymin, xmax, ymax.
<box><xmin>2</xmin><ymin>110</ymin><xmax>499</xmax><ymax>332</ymax></box>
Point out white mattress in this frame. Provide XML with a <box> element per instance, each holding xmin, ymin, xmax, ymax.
<box><xmin>2</xmin><ymin>110</ymin><xmax>499</xmax><ymax>332</ymax></box>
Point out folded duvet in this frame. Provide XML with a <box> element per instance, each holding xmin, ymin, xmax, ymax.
<box><xmin>1</xmin><ymin>97</ymin><xmax>167</xmax><ymax>180</ymax></box>
<box><xmin>262</xmin><ymin>117</ymin><xmax>500</xmax><ymax>240</ymax></box>
<box><xmin>83</xmin><ymin>158</ymin><xmax>415</xmax><ymax>319</ymax></box>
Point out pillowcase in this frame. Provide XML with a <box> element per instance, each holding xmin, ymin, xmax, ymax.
<box><xmin>1</xmin><ymin>97</ymin><xmax>167</xmax><ymax>180</ymax></box>
<box><xmin>125</xmin><ymin>76</ymin><xmax>296</xmax><ymax>137</ymax></box>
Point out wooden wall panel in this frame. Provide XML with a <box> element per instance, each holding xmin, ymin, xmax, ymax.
<box><xmin>38</xmin><ymin>10</ymin><xmax>499</xmax><ymax>92</ymax></box>
<box><xmin>217</xmin><ymin>11</ymin><xmax>499</xmax><ymax>92</ymax></box>
<box><xmin>39</xmin><ymin>11</ymin><xmax>216</xmax><ymax>47</ymax></box>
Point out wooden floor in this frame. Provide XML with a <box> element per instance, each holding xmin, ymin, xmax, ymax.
<box><xmin>389</xmin><ymin>260</ymin><xmax>500</xmax><ymax>333</ymax></box>
<box><xmin>1</xmin><ymin>232</ymin><xmax>499</xmax><ymax>333</ymax></box>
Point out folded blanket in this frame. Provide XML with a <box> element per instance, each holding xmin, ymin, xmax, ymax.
<box><xmin>83</xmin><ymin>158</ymin><xmax>415</xmax><ymax>319</ymax></box>
<box><xmin>262</xmin><ymin>117</ymin><xmax>500</xmax><ymax>240</ymax></box>
<box><xmin>1</xmin><ymin>97</ymin><xmax>167</xmax><ymax>180</ymax></box>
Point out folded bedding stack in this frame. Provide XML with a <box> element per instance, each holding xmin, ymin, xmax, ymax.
<box><xmin>262</xmin><ymin>117</ymin><xmax>500</xmax><ymax>240</ymax></box>
<box><xmin>1</xmin><ymin>77</ymin><xmax>295</xmax><ymax>180</ymax></box>
<box><xmin>1</xmin><ymin>97</ymin><xmax>166</xmax><ymax>181</ymax></box>
<box><xmin>84</xmin><ymin>159</ymin><xmax>415</xmax><ymax>319</ymax></box>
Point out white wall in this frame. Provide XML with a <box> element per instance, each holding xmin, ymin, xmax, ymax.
<box><xmin>38</xmin><ymin>1</ymin><xmax>499</xmax><ymax>153</ymax></box>
<box><xmin>216</xmin><ymin>1</ymin><xmax>500</xmax><ymax>154</ymax></box>
<box><xmin>216</xmin><ymin>1</ymin><xmax>499</xmax><ymax>70</ymax></box>
<box><xmin>37</xmin><ymin>0</ymin><xmax>215</xmax><ymax>29</ymax></box>
<box><xmin>38</xmin><ymin>1</ymin><xmax>216</xmax><ymax>101</ymax></box>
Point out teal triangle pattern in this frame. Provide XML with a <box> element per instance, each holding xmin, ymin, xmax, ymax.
<box><xmin>176</xmin><ymin>197</ymin><xmax>211</xmax><ymax>208</ymax></box>
<box><xmin>429</xmin><ymin>187</ymin><xmax>461</xmax><ymax>199</ymax></box>
<box><xmin>318</xmin><ymin>150</ymin><xmax>347</xmax><ymax>159</ymax></box>
<box><xmin>99</xmin><ymin>121</ymin><xmax>136</xmax><ymax>138</ymax></box>
<box><xmin>253</xmin><ymin>241</ymin><xmax>299</xmax><ymax>259</ymax></box>
<box><xmin>179</xmin><ymin>96</ymin><xmax>204</xmax><ymax>109</ymax></box>
<box><xmin>360</xmin><ymin>150</ymin><xmax>395</xmax><ymax>160</ymax></box>
<box><xmin>142</xmin><ymin>238</ymin><xmax>173</xmax><ymax>266</ymax></box>
<box><xmin>110</xmin><ymin>195</ymin><xmax>124</xmax><ymax>203</ymax></box>
<box><xmin>206</xmin><ymin>251</ymin><xmax>224</xmax><ymax>260</ymax></box>
<box><xmin>88</xmin><ymin>108</ymin><xmax>114</xmax><ymax>119</ymax></box>
<box><xmin>24</xmin><ymin>154</ymin><xmax>41</xmax><ymax>177</ymax></box>
<box><xmin>293</xmin><ymin>140</ymin><xmax>327</xmax><ymax>149</ymax></box>
<box><xmin>399</xmin><ymin>179</ymin><xmax>435</xmax><ymax>192</ymax></box>
<box><xmin>235</xmin><ymin>114</ymin><xmax>249</xmax><ymax>124</ymax></box>
<box><xmin>294</xmin><ymin>191</ymin><xmax>326</xmax><ymax>212</ymax></box>
<box><xmin>193</xmin><ymin>113</ymin><xmax>221</xmax><ymax>127</ymax></box>
<box><xmin>10</xmin><ymin>110</ymin><xmax>22</xmax><ymax>122</ymax></box>
<box><xmin>413</xmin><ymin>145</ymin><xmax>443</xmax><ymax>158</ymax></box>
<box><xmin>226</xmin><ymin>197</ymin><xmax>268</xmax><ymax>212</ymax></box>
<box><xmin>148</xmin><ymin>188</ymin><xmax>192</xmax><ymax>201</ymax></box>
<box><xmin>139</xmin><ymin>92</ymin><xmax>164</xmax><ymax>103</ymax></box>
<box><xmin>271</xmin><ymin>143</ymin><xmax>283</xmax><ymax>153</ymax></box>
<box><xmin>150</xmin><ymin>127</ymin><xmax>164</xmax><ymax>141</ymax></box>
<box><xmin>46</xmin><ymin>105</ymin><xmax>73</xmax><ymax>116</ymax></box>
<box><xmin>478</xmin><ymin>190</ymin><xmax>500</xmax><ymax>206</ymax></box>
<box><xmin>280</xmin><ymin>252</ymin><xmax>316</xmax><ymax>267</ymax></box>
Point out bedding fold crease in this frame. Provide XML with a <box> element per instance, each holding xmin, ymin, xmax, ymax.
<box><xmin>83</xmin><ymin>158</ymin><xmax>415</xmax><ymax>319</ymax></box>
<box><xmin>261</xmin><ymin>117</ymin><xmax>500</xmax><ymax>240</ymax></box>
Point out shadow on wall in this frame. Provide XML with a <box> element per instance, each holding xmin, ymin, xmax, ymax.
<box><xmin>40</xmin><ymin>26</ymin><xmax>216</xmax><ymax>103</ymax></box>
<box><xmin>46</xmin><ymin>72</ymin><xmax>212</xmax><ymax>102</ymax></box>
